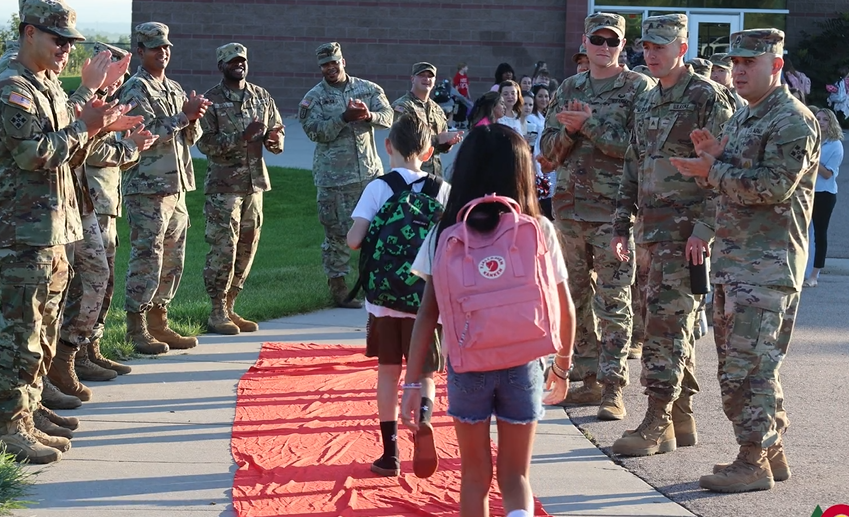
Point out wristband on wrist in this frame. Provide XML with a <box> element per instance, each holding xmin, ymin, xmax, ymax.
<box><xmin>401</xmin><ymin>382</ymin><xmax>422</xmax><ymax>390</ymax></box>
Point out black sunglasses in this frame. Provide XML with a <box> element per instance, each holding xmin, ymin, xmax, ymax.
<box><xmin>588</xmin><ymin>35</ymin><xmax>621</xmax><ymax>47</ymax></box>
<box><xmin>35</xmin><ymin>26</ymin><xmax>75</xmax><ymax>48</ymax></box>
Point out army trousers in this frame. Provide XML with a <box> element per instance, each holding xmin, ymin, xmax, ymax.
<box><xmin>62</xmin><ymin>212</ymin><xmax>110</xmax><ymax>344</ymax></box>
<box><xmin>317</xmin><ymin>180</ymin><xmax>370</xmax><ymax>278</ymax></box>
<box><xmin>203</xmin><ymin>192</ymin><xmax>263</xmax><ymax>299</ymax></box>
<box><xmin>0</xmin><ymin>245</ymin><xmax>69</xmax><ymax>422</ymax></box>
<box><xmin>557</xmin><ymin>218</ymin><xmax>634</xmax><ymax>386</ymax></box>
<box><xmin>94</xmin><ymin>213</ymin><xmax>118</xmax><ymax>330</ymax></box>
<box><xmin>713</xmin><ymin>283</ymin><xmax>798</xmax><ymax>448</ymax></box>
<box><xmin>637</xmin><ymin>241</ymin><xmax>700</xmax><ymax>402</ymax></box>
<box><xmin>124</xmin><ymin>192</ymin><xmax>189</xmax><ymax>313</ymax></box>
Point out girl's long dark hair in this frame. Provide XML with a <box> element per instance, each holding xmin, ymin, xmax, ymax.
<box><xmin>531</xmin><ymin>84</ymin><xmax>549</xmax><ymax>116</ymax></box>
<box><xmin>436</xmin><ymin>125</ymin><xmax>540</xmax><ymax>248</ymax></box>
<box><xmin>493</xmin><ymin>62</ymin><xmax>515</xmax><ymax>85</ymax></box>
<box><xmin>468</xmin><ymin>91</ymin><xmax>501</xmax><ymax>127</ymax></box>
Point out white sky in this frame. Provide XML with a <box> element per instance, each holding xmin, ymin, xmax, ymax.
<box><xmin>7</xmin><ymin>0</ymin><xmax>133</xmax><ymax>25</ymax></box>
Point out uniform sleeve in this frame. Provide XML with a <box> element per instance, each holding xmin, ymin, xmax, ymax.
<box><xmin>690</xmin><ymin>92</ymin><xmax>733</xmax><ymax>242</ymax></box>
<box><xmin>66</xmin><ymin>84</ymin><xmax>96</xmax><ymax>114</ymax></box>
<box><xmin>539</xmin><ymin>83</ymin><xmax>577</xmax><ymax>164</ymax></box>
<box><xmin>613</xmin><ymin>141</ymin><xmax>640</xmax><ymax>236</ymax></box>
<box><xmin>706</xmin><ymin>118</ymin><xmax>820</xmax><ymax>206</ymax></box>
<box><xmin>367</xmin><ymin>85</ymin><xmax>394</xmax><ymax>130</ymax></box>
<box><xmin>432</xmin><ymin>106</ymin><xmax>452</xmax><ymax>155</ymax></box>
<box><xmin>119</xmin><ymin>81</ymin><xmax>190</xmax><ymax>145</ymax></box>
<box><xmin>196</xmin><ymin>104</ymin><xmax>241</xmax><ymax>157</ymax></box>
<box><xmin>263</xmin><ymin>96</ymin><xmax>284</xmax><ymax>155</ymax></box>
<box><xmin>300</xmin><ymin>93</ymin><xmax>348</xmax><ymax>143</ymax></box>
<box><xmin>85</xmin><ymin>135</ymin><xmax>139</xmax><ymax>170</ymax></box>
<box><xmin>579</xmin><ymin>76</ymin><xmax>650</xmax><ymax>159</ymax></box>
<box><xmin>1</xmin><ymin>83</ymin><xmax>90</xmax><ymax>171</ymax></box>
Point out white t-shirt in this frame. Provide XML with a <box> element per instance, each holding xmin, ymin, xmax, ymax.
<box><xmin>411</xmin><ymin>216</ymin><xmax>568</xmax><ymax>284</ymax></box>
<box><xmin>497</xmin><ymin>115</ymin><xmax>524</xmax><ymax>135</ymax></box>
<box><xmin>351</xmin><ymin>167</ymin><xmax>452</xmax><ymax>319</ymax></box>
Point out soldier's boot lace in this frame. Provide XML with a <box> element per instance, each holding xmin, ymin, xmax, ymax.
<box><xmin>208</xmin><ymin>296</ymin><xmax>240</xmax><ymax>335</ymax></box>
<box><xmin>612</xmin><ymin>395</ymin><xmax>676</xmax><ymax>456</ymax></box>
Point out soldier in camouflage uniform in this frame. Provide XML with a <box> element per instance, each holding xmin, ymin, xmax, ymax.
<box><xmin>300</xmin><ymin>42</ymin><xmax>393</xmax><ymax>308</ymax></box>
<box><xmin>197</xmin><ymin>43</ymin><xmax>284</xmax><ymax>335</ymax></box>
<box><xmin>671</xmin><ymin>29</ymin><xmax>820</xmax><ymax>493</ymax></box>
<box><xmin>120</xmin><ymin>22</ymin><xmax>212</xmax><ymax>353</ymax></box>
<box><xmin>709</xmin><ymin>53</ymin><xmax>747</xmax><ymax>110</ymax></box>
<box><xmin>390</xmin><ymin>62</ymin><xmax>462</xmax><ymax>177</ymax></box>
<box><xmin>538</xmin><ymin>13</ymin><xmax>652</xmax><ymax>421</ymax></box>
<box><xmin>0</xmin><ymin>0</ymin><xmax>125</xmax><ymax>463</ymax></box>
<box><xmin>685</xmin><ymin>57</ymin><xmax>712</xmax><ymax>78</ymax></box>
<box><xmin>610</xmin><ymin>14</ymin><xmax>734</xmax><ymax>457</ymax></box>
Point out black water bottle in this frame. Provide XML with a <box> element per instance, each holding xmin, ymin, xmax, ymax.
<box><xmin>689</xmin><ymin>253</ymin><xmax>711</xmax><ymax>295</ymax></box>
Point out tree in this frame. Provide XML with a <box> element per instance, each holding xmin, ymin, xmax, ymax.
<box><xmin>0</xmin><ymin>13</ymin><xmax>21</xmax><ymax>54</ymax></box>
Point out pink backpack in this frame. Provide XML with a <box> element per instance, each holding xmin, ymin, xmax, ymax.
<box><xmin>432</xmin><ymin>194</ymin><xmax>562</xmax><ymax>373</ymax></box>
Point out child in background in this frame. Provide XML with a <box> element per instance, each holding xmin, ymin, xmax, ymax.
<box><xmin>401</xmin><ymin>125</ymin><xmax>576</xmax><ymax>517</ymax></box>
<box><xmin>347</xmin><ymin>115</ymin><xmax>452</xmax><ymax>478</ymax></box>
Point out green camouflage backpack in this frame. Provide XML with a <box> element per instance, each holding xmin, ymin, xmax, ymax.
<box><xmin>347</xmin><ymin>171</ymin><xmax>444</xmax><ymax>313</ymax></box>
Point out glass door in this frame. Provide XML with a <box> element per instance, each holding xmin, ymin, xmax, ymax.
<box><xmin>687</xmin><ymin>14</ymin><xmax>742</xmax><ymax>61</ymax></box>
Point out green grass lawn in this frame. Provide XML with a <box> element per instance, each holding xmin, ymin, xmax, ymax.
<box><xmin>100</xmin><ymin>161</ymin><xmax>349</xmax><ymax>359</ymax></box>
<box><xmin>59</xmin><ymin>75</ymin><xmax>81</xmax><ymax>94</ymax></box>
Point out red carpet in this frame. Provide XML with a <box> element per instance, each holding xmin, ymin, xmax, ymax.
<box><xmin>231</xmin><ymin>342</ymin><xmax>551</xmax><ymax>517</ymax></box>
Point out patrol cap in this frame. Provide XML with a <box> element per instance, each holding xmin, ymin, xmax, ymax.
<box><xmin>92</xmin><ymin>41</ymin><xmax>129</xmax><ymax>61</ymax></box>
<box><xmin>411</xmin><ymin>62</ymin><xmax>437</xmax><ymax>76</ymax></box>
<box><xmin>216</xmin><ymin>42</ymin><xmax>247</xmax><ymax>64</ymax></box>
<box><xmin>20</xmin><ymin>0</ymin><xmax>85</xmax><ymax>41</ymax></box>
<box><xmin>686</xmin><ymin>57</ymin><xmax>712</xmax><ymax>77</ymax></box>
<box><xmin>727</xmin><ymin>28</ymin><xmax>785</xmax><ymax>57</ymax></box>
<box><xmin>708</xmin><ymin>52</ymin><xmax>732</xmax><ymax>70</ymax></box>
<box><xmin>316</xmin><ymin>42</ymin><xmax>343</xmax><ymax>65</ymax></box>
<box><xmin>572</xmin><ymin>44</ymin><xmax>587</xmax><ymax>63</ymax></box>
<box><xmin>585</xmin><ymin>12</ymin><xmax>625</xmax><ymax>38</ymax></box>
<box><xmin>135</xmin><ymin>22</ymin><xmax>172</xmax><ymax>48</ymax></box>
<box><xmin>639</xmin><ymin>14</ymin><xmax>688</xmax><ymax>45</ymax></box>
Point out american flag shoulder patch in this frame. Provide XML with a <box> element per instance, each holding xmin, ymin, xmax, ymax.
<box><xmin>8</xmin><ymin>91</ymin><xmax>33</xmax><ymax>111</ymax></box>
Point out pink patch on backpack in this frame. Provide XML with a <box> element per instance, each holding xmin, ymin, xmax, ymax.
<box><xmin>433</xmin><ymin>194</ymin><xmax>562</xmax><ymax>373</ymax></box>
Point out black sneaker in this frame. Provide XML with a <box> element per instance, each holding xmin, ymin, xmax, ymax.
<box><xmin>370</xmin><ymin>455</ymin><xmax>400</xmax><ymax>477</ymax></box>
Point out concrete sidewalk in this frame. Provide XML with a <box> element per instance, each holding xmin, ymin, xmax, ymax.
<box><xmin>14</xmin><ymin>308</ymin><xmax>692</xmax><ymax>517</ymax></box>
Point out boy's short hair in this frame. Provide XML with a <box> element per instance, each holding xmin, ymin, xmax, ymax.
<box><xmin>457</xmin><ymin>62</ymin><xmax>466</xmax><ymax>70</ymax></box>
<box><xmin>389</xmin><ymin>114</ymin><xmax>432</xmax><ymax>160</ymax></box>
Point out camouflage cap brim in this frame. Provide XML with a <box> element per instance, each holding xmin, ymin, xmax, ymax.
<box><xmin>38</xmin><ymin>24</ymin><xmax>85</xmax><ymax>41</ymax></box>
<box><xmin>318</xmin><ymin>53</ymin><xmax>342</xmax><ymax>65</ymax></box>
<box><xmin>637</xmin><ymin>34</ymin><xmax>677</xmax><ymax>45</ymax></box>
<box><xmin>140</xmin><ymin>36</ymin><xmax>172</xmax><ymax>48</ymax></box>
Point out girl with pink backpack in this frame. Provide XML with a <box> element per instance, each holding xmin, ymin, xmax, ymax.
<box><xmin>401</xmin><ymin>124</ymin><xmax>577</xmax><ymax>517</ymax></box>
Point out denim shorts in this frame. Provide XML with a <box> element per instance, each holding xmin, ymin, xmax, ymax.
<box><xmin>446</xmin><ymin>358</ymin><xmax>545</xmax><ymax>424</ymax></box>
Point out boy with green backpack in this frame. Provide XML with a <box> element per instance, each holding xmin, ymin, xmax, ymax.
<box><xmin>347</xmin><ymin>114</ymin><xmax>454</xmax><ymax>478</ymax></box>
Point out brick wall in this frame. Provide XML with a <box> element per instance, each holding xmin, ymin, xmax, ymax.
<box><xmin>132</xmin><ymin>0</ymin><xmax>572</xmax><ymax>116</ymax></box>
<box><xmin>786</xmin><ymin>0</ymin><xmax>847</xmax><ymax>44</ymax></box>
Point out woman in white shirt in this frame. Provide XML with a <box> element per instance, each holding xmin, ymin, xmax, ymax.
<box><xmin>805</xmin><ymin>108</ymin><xmax>845</xmax><ymax>287</ymax></box>
<box><xmin>527</xmin><ymin>85</ymin><xmax>553</xmax><ymax>219</ymax></box>
<box><xmin>497</xmin><ymin>80</ymin><xmax>524</xmax><ymax>134</ymax></box>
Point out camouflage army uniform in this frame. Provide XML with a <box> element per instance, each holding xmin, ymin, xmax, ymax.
<box><xmin>708</xmin><ymin>53</ymin><xmax>747</xmax><ymax>110</ymax></box>
<box><xmin>685</xmin><ymin>58</ymin><xmax>712</xmax><ymax>78</ymax></box>
<box><xmin>0</xmin><ymin>22</ymin><xmax>88</xmax><ymax>429</ymax></box>
<box><xmin>539</xmin><ymin>13</ymin><xmax>653</xmax><ymax>396</ymax></box>
<box><xmin>197</xmin><ymin>47</ymin><xmax>283</xmax><ymax>301</ymax></box>
<box><xmin>120</xmin><ymin>63</ymin><xmax>200</xmax><ymax>312</ymax></box>
<box><xmin>300</xmin><ymin>45</ymin><xmax>393</xmax><ymax>280</ymax></box>
<box><xmin>702</xmin><ymin>71</ymin><xmax>819</xmax><ymax>450</ymax></box>
<box><xmin>391</xmin><ymin>65</ymin><xmax>451</xmax><ymax>177</ymax></box>
<box><xmin>0</xmin><ymin>41</ymin><xmax>19</xmax><ymax>72</ymax></box>
<box><xmin>614</xmin><ymin>62</ymin><xmax>734</xmax><ymax>404</ymax></box>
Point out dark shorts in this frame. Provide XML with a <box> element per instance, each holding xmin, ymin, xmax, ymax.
<box><xmin>365</xmin><ymin>314</ymin><xmax>442</xmax><ymax>373</ymax></box>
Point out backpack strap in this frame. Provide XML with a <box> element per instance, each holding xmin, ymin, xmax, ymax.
<box><xmin>421</xmin><ymin>174</ymin><xmax>443</xmax><ymax>199</ymax></box>
<box><xmin>378</xmin><ymin>170</ymin><xmax>410</xmax><ymax>195</ymax></box>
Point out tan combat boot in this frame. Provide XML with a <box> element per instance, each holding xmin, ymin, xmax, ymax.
<box><xmin>227</xmin><ymin>289</ymin><xmax>258</xmax><ymax>332</ymax></box>
<box><xmin>47</xmin><ymin>341</ymin><xmax>92</xmax><ymax>402</ymax></box>
<box><xmin>33</xmin><ymin>408</ymin><xmax>73</xmax><ymax>439</ymax></box>
<box><xmin>628</xmin><ymin>341</ymin><xmax>643</xmax><ymax>360</ymax></box>
<box><xmin>74</xmin><ymin>341</ymin><xmax>118</xmax><ymax>382</ymax></box>
<box><xmin>40</xmin><ymin>378</ymin><xmax>82</xmax><ymax>410</ymax></box>
<box><xmin>597</xmin><ymin>383</ymin><xmax>626</xmax><ymax>421</ymax></box>
<box><xmin>713</xmin><ymin>438</ymin><xmax>791</xmax><ymax>481</ymax></box>
<box><xmin>87</xmin><ymin>338</ymin><xmax>131</xmax><ymax>375</ymax></box>
<box><xmin>672</xmin><ymin>394</ymin><xmax>698</xmax><ymax>446</ymax></box>
<box><xmin>25</xmin><ymin>412</ymin><xmax>71</xmax><ymax>453</ymax></box>
<box><xmin>559</xmin><ymin>374</ymin><xmax>603</xmax><ymax>406</ymax></box>
<box><xmin>208</xmin><ymin>296</ymin><xmax>240</xmax><ymax>335</ymax></box>
<box><xmin>37</xmin><ymin>403</ymin><xmax>78</xmax><ymax>430</ymax></box>
<box><xmin>147</xmin><ymin>306</ymin><xmax>198</xmax><ymax>349</ymax></box>
<box><xmin>126</xmin><ymin>311</ymin><xmax>169</xmax><ymax>354</ymax></box>
<box><xmin>612</xmin><ymin>396</ymin><xmax>676</xmax><ymax>456</ymax></box>
<box><xmin>0</xmin><ymin>417</ymin><xmax>62</xmax><ymax>464</ymax></box>
<box><xmin>700</xmin><ymin>443</ymin><xmax>774</xmax><ymax>492</ymax></box>
<box><xmin>329</xmin><ymin>277</ymin><xmax>363</xmax><ymax>309</ymax></box>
